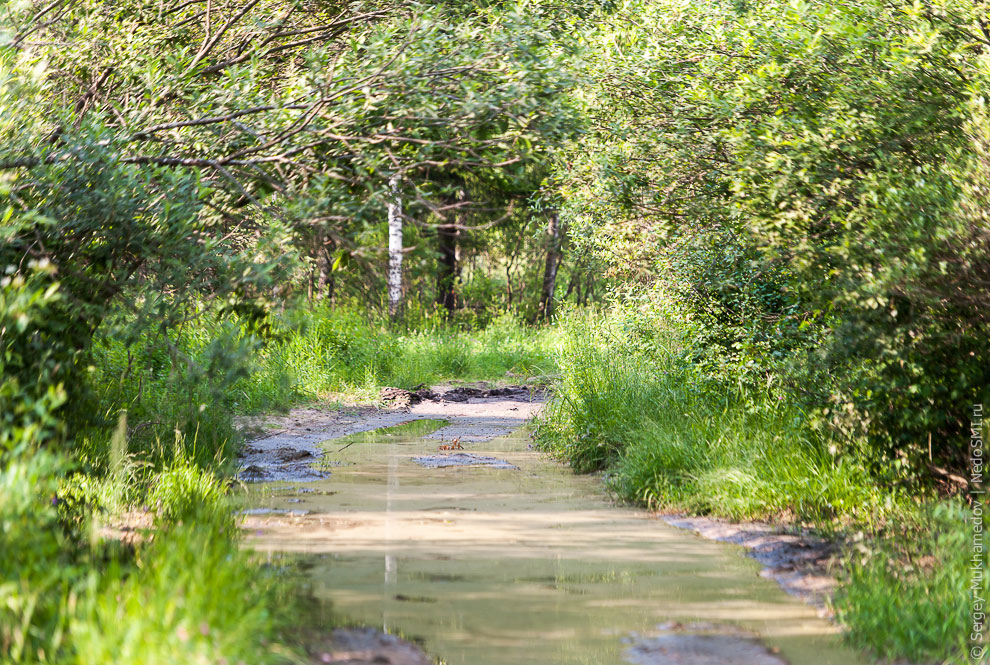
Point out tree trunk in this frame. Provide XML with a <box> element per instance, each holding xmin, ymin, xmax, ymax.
<box><xmin>387</xmin><ymin>175</ymin><xmax>403</xmax><ymax>319</ymax></box>
<box><xmin>537</xmin><ymin>211</ymin><xmax>562</xmax><ymax>320</ymax></box>
<box><xmin>314</xmin><ymin>229</ymin><xmax>335</xmax><ymax>302</ymax></box>
<box><xmin>436</xmin><ymin>222</ymin><xmax>460</xmax><ymax>314</ymax></box>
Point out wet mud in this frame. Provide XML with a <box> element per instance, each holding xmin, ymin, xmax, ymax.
<box><xmin>661</xmin><ymin>517</ymin><xmax>838</xmax><ymax>615</ymax></box>
<box><xmin>240</xmin><ymin>390</ymin><xmax>869</xmax><ymax>665</ymax></box>
<box><xmin>236</xmin><ymin>386</ymin><xmax>540</xmax><ymax>483</ymax></box>
<box><xmin>412</xmin><ymin>452</ymin><xmax>518</xmax><ymax>469</ymax></box>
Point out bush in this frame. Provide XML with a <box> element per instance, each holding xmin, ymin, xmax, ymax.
<box><xmin>0</xmin><ymin>453</ymin><xmax>74</xmax><ymax>663</ymax></box>
<box><xmin>565</xmin><ymin>0</ymin><xmax>990</xmax><ymax>483</ymax></box>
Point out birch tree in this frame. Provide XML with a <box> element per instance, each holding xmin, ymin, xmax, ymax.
<box><xmin>386</xmin><ymin>175</ymin><xmax>403</xmax><ymax>318</ymax></box>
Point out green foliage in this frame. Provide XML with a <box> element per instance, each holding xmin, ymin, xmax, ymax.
<box><xmin>0</xmin><ymin>453</ymin><xmax>74</xmax><ymax>663</ymax></box>
<box><xmin>0</xmin><ymin>56</ymin><xmax>291</xmax><ymax>451</ymax></box>
<box><xmin>537</xmin><ymin>307</ymin><xmax>887</xmax><ymax>524</ymax></box>
<box><xmin>835</xmin><ymin>502</ymin><xmax>977</xmax><ymax>664</ymax></box>
<box><xmin>2</xmin><ymin>0</ymin><xmax>589</xmax><ymax>321</ymax></box>
<box><xmin>235</xmin><ymin>306</ymin><xmax>554</xmax><ymax>409</ymax></box>
<box><xmin>147</xmin><ymin>449</ymin><xmax>232</xmax><ymax>530</ymax></box>
<box><xmin>83</xmin><ymin>312</ymin><xmax>253</xmax><ymax>470</ymax></box>
<box><xmin>0</xmin><ymin>226</ymin><xmax>292</xmax><ymax>665</ymax></box>
<box><xmin>0</xmin><ymin>269</ymin><xmax>66</xmax><ymax>458</ymax></box>
<box><xmin>565</xmin><ymin>0</ymin><xmax>990</xmax><ymax>479</ymax></box>
<box><xmin>69</xmin><ymin>522</ymin><xmax>284</xmax><ymax>665</ymax></box>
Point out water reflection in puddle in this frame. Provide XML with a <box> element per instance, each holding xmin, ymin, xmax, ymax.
<box><xmin>247</xmin><ymin>425</ymin><xmax>869</xmax><ymax>665</ymax></box>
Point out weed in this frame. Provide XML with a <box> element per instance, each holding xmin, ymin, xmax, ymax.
<box><xmin>834</xmin><ymin>502</ymin><xmax>976</xmax><ymax>665</ymax></box>
<box><xmin>70</xmin><ymin>521</ymin><xmax>288</xmax><ymax>665</ymax></box>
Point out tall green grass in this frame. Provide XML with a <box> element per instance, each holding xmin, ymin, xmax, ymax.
<box><xmin>536</xmin><ymin>309</ymin><xmax>886</xmax><ymax>524</ymax></box>
<box><xmin>78</xmin><ymin>305</ymin><xmax>555</xmax><ymax>482</ymax></box>
<box><xmin>236</xmin><ymin>307</ymin><xmax>556</xmax><ymax>411</ymax></box>
<box><xmin>834</xmin><ymin>502</ymin><xmax>977</xmax><ymax>665</ymax></box>
<box><xmin>2</xmin><ymin>447</ymin><xmax>295</xmax><ymax>665</ymax></box>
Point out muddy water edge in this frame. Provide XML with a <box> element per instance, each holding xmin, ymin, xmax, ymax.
<box><xmin>241</xmin><ymin>403</ymin><xmax>870</xmax><ymax>665</ymax></box>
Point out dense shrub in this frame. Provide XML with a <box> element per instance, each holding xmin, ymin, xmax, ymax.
<box><xmin>565</xmin><ymin>0</ymin><xmax>990</xmax><ymax>481</ymax></box>
<box><xmin>0</xmin><ymin>453</ymin><xmax>74</xmax><ymax>663</ymax></box>
<box><xmin>536</xmin><ymin>308</ymin><xmax>886</xmax><ymax>523</ymax></box>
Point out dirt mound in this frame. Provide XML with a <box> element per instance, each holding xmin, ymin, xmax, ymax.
<box><xmin>412</xmin><ymin>452</ymin><xmax>519</xmax><ymax>469</ymax></box>
<box><xmin>308</xmin><ymin>626</ymin><xmax>432</xmax><ymax>665</ymax></box>
<box><xmin>379</xmin><ymin>384</ymin><xmax>537</xmax><ymax>407</ymax></box>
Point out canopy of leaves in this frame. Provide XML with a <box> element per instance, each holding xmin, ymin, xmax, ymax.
<box><xmin>563</xmin><ymin>0</ymin><xmax>990</xmax><ymax>479</ymax></box>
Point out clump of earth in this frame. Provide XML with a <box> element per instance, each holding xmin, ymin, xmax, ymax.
<box><xmin>412</xmin><ymin>452</ymin><xmax>518</xmax><ymax>469</ymax></box>
<box><xmin>306</xmin><ymin>626</ymin><xmax>432</xmax><ymax>665</ymax></box>
<box><xmin>624</xmin><ymin>623</ymin><xmax>788</xmax><ymax>665</ymax></box>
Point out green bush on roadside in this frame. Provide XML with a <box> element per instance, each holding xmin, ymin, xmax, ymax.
<box><xmin>148</xmin><ymin>449</ymin><xmax>233</xmax><ymax>530</ymax></box>
<box><xmin>0</xmin><ymin>453</ymin><xmax>75</xmax><ymax>663</ymax></box>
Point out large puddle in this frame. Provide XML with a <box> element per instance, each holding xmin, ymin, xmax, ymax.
<box><xmin>246</xmin><ymin>422</ymin><xmax>869</xmax><ymax>665</ymax></box>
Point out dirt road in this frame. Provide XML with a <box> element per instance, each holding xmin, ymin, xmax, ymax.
<box><xmin>238</xmin><ymin>388</ymin><xmax>863</xmax><ymax>665</ymax></box>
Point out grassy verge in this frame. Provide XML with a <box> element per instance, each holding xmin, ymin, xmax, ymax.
<box><xmin>1</xmin><ymin>446</ymin><xmax>299</xmax><ymax>664</ymax></box>
<box><xmin>235</xmin><ymin>306</ymin><xmax>558</xmax><ymax>411</ymax></box>
<box><xmin>2</xmin><ymin>302</ymin><xmax>555</xmax><ymax>664</ymax></box>
<box><xmin>534</xmin><ymin>307</ymin><xmax>977</xmax><ymax>665</ymax></box>
<box><xmin>835</xmin><ymin>503</ymin><xmax>976</xmax><ymax>664</ymax></box>
<box><xmin>88</xmin><ymin>305</ymin><xmax>557</xmax><ymax>435</ymax></box>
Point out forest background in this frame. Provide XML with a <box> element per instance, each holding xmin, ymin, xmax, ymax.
<box><xmin>1</xmin><ymin>0</ymin><xmax>988</xmax><ymax>663</ymax></box>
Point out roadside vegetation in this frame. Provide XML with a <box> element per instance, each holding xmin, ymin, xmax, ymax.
<box><xmin>0</xmin><ymin>0</ymin><xmax>569</xmax><ymax>660</ymax></box>
<box><xmin>537</xmin><ymin>306</ymin><xmax>975</xmax><ymax>663</ymax></box>
<box><xmin>2</xmin><ymin>286</ymin><xmax>553</xmax><ymax>663</ymax></box>
<box><xmin>534</xmin><ymin>1</ymin><xmax>989</xmax><ymax>663</ymax></box>
<box><xmin>1</xmin><ymin>0</ymin><xmax>985</xmax><ymax>663</ymax></box>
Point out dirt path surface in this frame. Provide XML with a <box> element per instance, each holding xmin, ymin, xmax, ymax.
<box><xmin>235</xmin><ymin>385</ymin><xmax>544</xmax><ymax>483</ymax></box>
<box><xmin>239</xmin><ymin>389</ymin><xmax>868</xmax><ymax>665</ymax></box>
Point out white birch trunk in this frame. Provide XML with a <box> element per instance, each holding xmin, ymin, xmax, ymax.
<box><xmin>386</xmin><ymin>175</ymin><xmax>403</xmax><ymax>318</ymax></box>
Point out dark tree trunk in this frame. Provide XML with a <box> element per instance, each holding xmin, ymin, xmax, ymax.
<box><xmin>314</xmin><ymin>230</ymin><xmax>335</xmax><ymax>302</ymax></box>
<box><xmin>563</xmin><ymin>267</ymin><xmax>578</xmax><ymax>302</ymax></box>
<box><xmin>537</xmin><ymin>211</ymin><xmax>562</xmax><ymax>320</ymax></box>
<box><xmin>436</xmin><ymin>223</ymin><xmax>460</xmax><ymax>313</ymax></box>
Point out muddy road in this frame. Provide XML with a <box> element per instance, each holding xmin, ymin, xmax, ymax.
<box><xmin>240</xmin><ymin>389</ymin><xmax>868</xmax><ymax>665</ymax></box>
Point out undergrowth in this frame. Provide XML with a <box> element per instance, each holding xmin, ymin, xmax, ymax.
<box><xmin>535</xmin><ymin>306</ymin><xmax>972</xmax><ymax>665</ymax></box>
<box><xmin>2</xmin><ymin>301</ymin><xmax>555</xmax><ymax>664</ymax></box>
<box><xmin>237</xmin><ymin>307</ymin><xmax>556</xmax><ymax>411</ymax></box>
<box><xmin>86</xmin><ymin>305</ymin><xmax>556</xmax><ymax>463</ymax></box>
<box><xmin>535</xmin><ymin>308</ymin><xmax>890</xmax><ymax>526</ymax></box>
<box><xmin>1</xmin><ymin>447</ymin><xmax>296</xmax><ymax>665</ymax></box>
<box><xmin>834</xmin><ymin>502</ymin><xmax>978</xmax><ymax>665</ymax></box>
